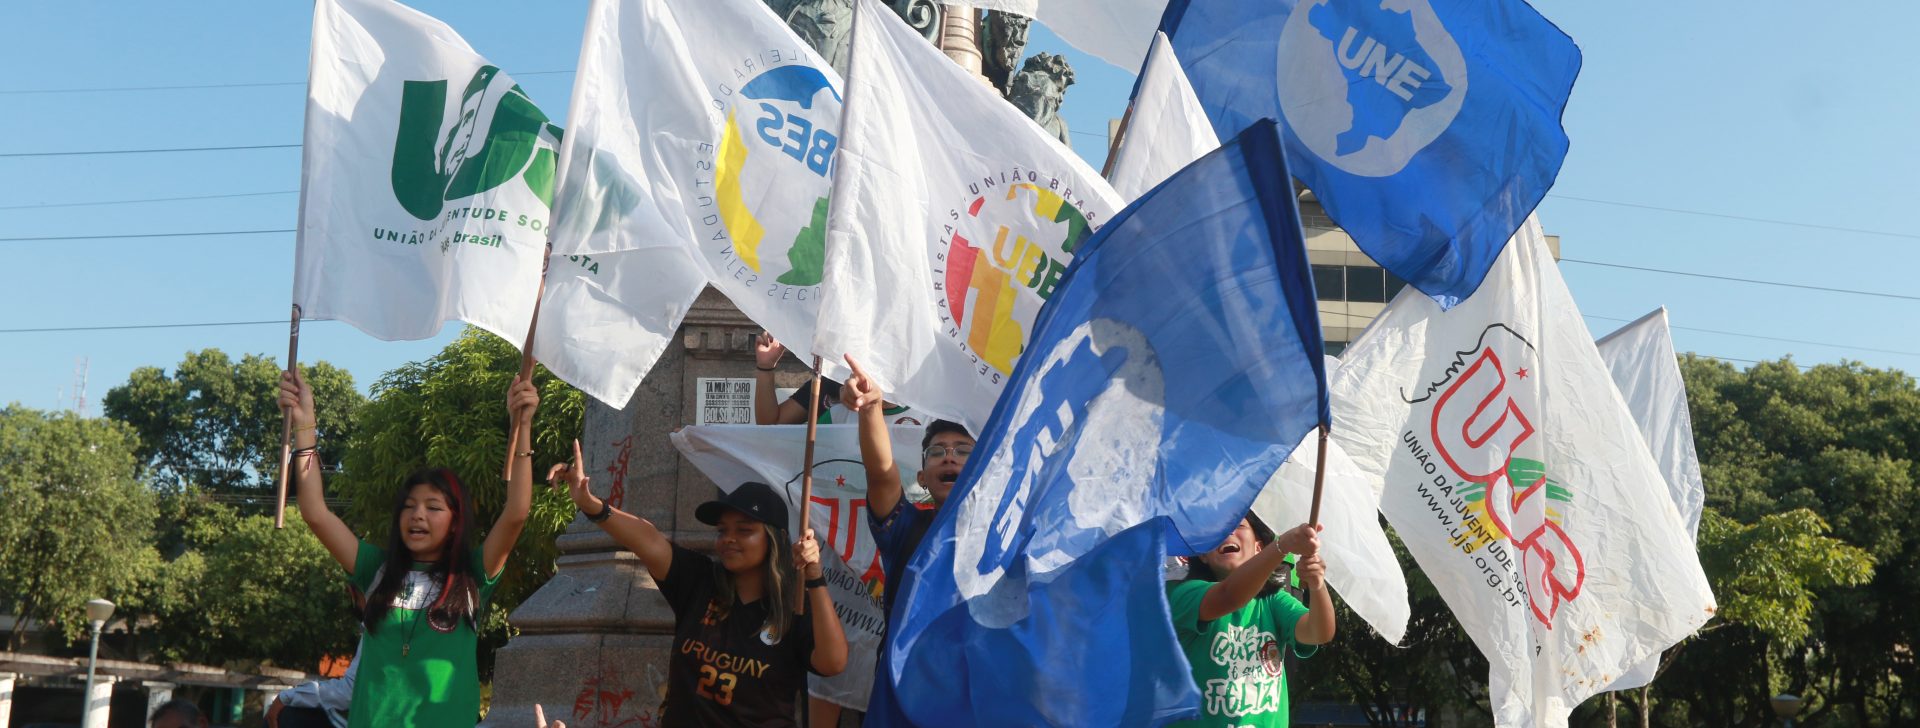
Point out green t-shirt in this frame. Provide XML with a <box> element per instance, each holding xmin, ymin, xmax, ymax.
<box><xmin>1165</xmin><ymin>579</ymin><xmax>1316</xmax><ymax>728</ymax></box>
<box><xmin>348</xmin><ymin>541</ymin><xmax>500</xmax><ymax>728</ymax></box>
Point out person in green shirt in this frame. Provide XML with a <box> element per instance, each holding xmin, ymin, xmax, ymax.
<box><xmin>280</xmin><ymin>368</ymin><xmax>543</xmax><ymax>728</ymax></box>
<box><xmin>1167</xmin><ymin>513</ymin><xmax>1336</xmax><ymax>727</ymax></box>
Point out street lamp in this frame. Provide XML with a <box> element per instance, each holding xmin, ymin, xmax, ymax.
<box><xmin>1770</xmin><ymin>693</ymin><xmax>1804</xmax><ymax>727</ymax></box>
<box><xmin>82</xmin><ymin>599</ymin><xmax>114</xmax><ymax>728</ymax></box>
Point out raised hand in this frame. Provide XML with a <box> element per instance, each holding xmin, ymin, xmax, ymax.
<box><xmin>277</xmin><ymin>368</ymin><xmax>316</xmax><ymax>429</ymax></box>
<box><xmin>507</xmin><ymin>374</ymin><xmax>540</xmax><ymax>426</ymax></box>
<box><xmin>1273</xmin><ymin>522</ymin><xmax>1324</xmax><ymax>559</ymax></box>
<box><xmin>839</xmin><ymin>354</ymin><xmax>883</xmax><ymax>412</ymax></box>
<box><xmin>755</xmin><ymin>331</ymin><xmax>786</xmax><ymax>370</ymax></box>
<box><xmin>794</xmin><ymin>527</ymin><xmax>825</xmax><ymax>580</ymax></box>
<box><xmin>546</xmin><ymin>438</ymin><xmax>599</xmax><ymax>514</ymax></box>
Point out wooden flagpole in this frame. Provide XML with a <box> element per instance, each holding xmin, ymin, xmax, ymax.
<box><xmin>273</xmin><ymin>303</ymin><xmax>303</xmax><ymax>529</ymax></box>
<box><xmin>503</xmin><ymin>243</ymin><xmax>552</xmax><ymax>480</ymax></box>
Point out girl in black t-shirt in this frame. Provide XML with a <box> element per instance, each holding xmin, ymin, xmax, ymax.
<box><xmin>547</xmin><ymin>440</ymin><xmax>848</xmax><ymax>727</ymax></box>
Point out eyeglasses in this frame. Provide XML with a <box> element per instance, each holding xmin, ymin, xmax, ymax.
<box><xmin>923</xmin><ymin>445</ymin><xmax>973</xmax><ymax>461</ymax></box>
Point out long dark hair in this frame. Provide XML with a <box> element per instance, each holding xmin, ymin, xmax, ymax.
<box><xmin>710</xmin><ymin>522</ymin><xmax>797</xmax><ymax>643</ymax></box>
<box><xmin>363</xmin><ymin>468</ymin><xmax>481</xmax><ymax>633</ymax></box>
<box><xmin>1182</xmin><ymin>512</ymin><xmax>1287</xmax><ymax>598</ymax></box>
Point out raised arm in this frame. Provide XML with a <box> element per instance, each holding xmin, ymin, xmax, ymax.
<box><xmin>1199</xmin><ymin>523</ymin><xmax>1321</xmax><ymax>621</ymax></box>
<box><xmin>550</xmin><ymin>439</ymin><xmax>674</xmax><ymax>581</ymax></box>
<box><xmin>484</xmin><ymin>375</ymin><xmax>538</xmax><ymax>577</ymax></box>
<box><xmin>842</xmin><ymin>355</ymin><xmax>903</xmax><ymax>518</ymax></box>
<box><xmin>281</xmin><ymin>368</ymin><xmax>358</xmax><ymax>573</ymax></box>
<box><xmin>794</xmin><ymin>529</ymin><xmax>849</xmax><ymax>675</ymax></box>
<box><xmin>1292</xmin><ymin>552</ymin><xmax>1338</xmax><ymax>645</ymax></box>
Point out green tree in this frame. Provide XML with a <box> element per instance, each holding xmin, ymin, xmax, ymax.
<box><xmin>139</xmin><ymin>502</ymin><xmax>360</xmax><ymax>668</ymax></box>
<box><xmin>0</xmin><ymin>407</ymin><xmax>159</xmax><ymax>649</ymax></box>
<box><xmin>332</xmin><ymin>328</ymin><xmax>581</xmax><ymax>672</ymax></box>
<box><xmin>102</xmin><ymin>349</ymin><xmax>362</xmax><ymax>495</ymax></box>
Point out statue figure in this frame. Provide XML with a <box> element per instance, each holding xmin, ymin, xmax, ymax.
<box><xmin>1007</xmin><ymin>52</ymin><xmax>1075</xmax><ymax>147</ymax></box>
<box><xmin>766</xmin><ymin>0</ymin><xmax>940</xmax><ymax>77</ymax></box>
<box><xmin>980</xmin><ymin>11</ymin><xmax>1032</xmax><ymax>93</ymax></box>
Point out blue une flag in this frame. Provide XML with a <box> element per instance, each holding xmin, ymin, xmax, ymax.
<box><xmin>1159</xmin><ymin>0</ymin><xmax>1581</xmax><ymax>307</ymax></box>
<box><xmin>882</xmin><ymin>120</ymin><xmax>1329</xmax><ymax>727</ymax></box>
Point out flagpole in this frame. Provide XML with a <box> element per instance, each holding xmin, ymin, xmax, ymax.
<box><xmin>273</xmin><ymin>303</ymin><xmax>303</xmax><ymax>529</ymax></box>
<box><xmin>1307</xmin><ymin>424</ymin><xmax>1330</xmax><ymax>527</ymax></box>
<box><xmin>502</xmin><ymin>243</ymin><xmax>552</xmax><ymax>481</ymax></box>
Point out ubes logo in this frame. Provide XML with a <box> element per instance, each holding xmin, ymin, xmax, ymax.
<box><xmin>702</xmin><ymin>57</ymin><xmax>841</xmax><ymax>300</ymax></box>
<box><xmin>392</xmin><ymin>65</ymin><xmax>562</xmax><ymax>221</ymax></box>
<box><xmin>934</xmin><ymin>173</ymin><xmax>1096</xmax><ymax>384</ymax></box>
<box><xmin>1276</xmin><ymin>0</ymin><xmax>1468</xmax><ymax>177</ymax></box>
<box><xmin>1427</xmin><ymin>333</ymin><xmax>1585</xmax><ymax>627</ymax></box>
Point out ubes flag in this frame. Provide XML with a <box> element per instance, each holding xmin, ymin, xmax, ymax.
<box><xmin>1330</xmin><ymin>219</ymin><xmax>1714</xmax><ymax>727</ymax></box>
<box><xmin>1160</xmin><ymin>0</ymin><xmax>1582</xmax><ymax>307</ymax></box>
<box><xmin>669</xmin><ymin>424</ymin><xmax>926</xmax><ymax>710</ymax></box>
<box><xmin>814</xmin><ymin>0</ymin><xmax>1123</xmax><ymax>433</ymax></box>
<box><xmin>542</xmin><ymin>0</ymin><xmax>845</xmax><ymax>405</ymax></box>
<box><xmin>296</xmin><ymin>0</ymin><xmax>558</xmax><ymax>344</ymax></box>
<box><xmin>884</xmin><ymin>119</ymin><xmax>1327</xmax><ymax>727</ymax></box>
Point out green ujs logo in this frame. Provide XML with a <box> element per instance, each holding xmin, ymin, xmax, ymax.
<box><xmin>392</xmin><ymin>65</ymin><xmax>562</xmax><ymax>221</ymax></box>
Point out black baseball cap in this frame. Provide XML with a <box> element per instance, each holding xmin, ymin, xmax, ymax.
<box><xmin>695</xmin><ymin>482</ymin><xmax>790</xmax><ymax>530</ymax></box>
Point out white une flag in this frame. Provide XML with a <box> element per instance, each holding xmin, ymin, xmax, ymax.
<box><xmin>1595</xmin><ymin>307</ymin><xmax>1707</xmax><ymax>692</ymax></box>
<box><xmin>815</xmin><ymin>0</ymin><xmax>1124</xmax><ymax>432</ymax></box>
<box><xmin>296</xmin><ymin>0</ymin><xmax>556</xmax><ymax>344</ymax></box>
<box><xmin>669</xmin><ymin>424</ymin><xmax>927</xmax><ymax>710</ymax></box>
<box><xmin>1107</xmin><ymin>31</ymin><xmax>1219</xmax><ymax>202</ymax></box>
<box><xmin>970</xmin><ymin>0</ymin><xmax>1168</xmax><ymax>72</ymax></box>
<box><xmin>1250</xmin><ymin>358</ymin><xmax>1410</xmax><ymax>645</ymax></box>
<box><xmin>541</xmin><ymin>0</ymin><xmax>846</xmax><ymax>406</ymax></box>
<box><xmin>1330</xmin><ymin>220</ymin><xmax>1714</xmax><ymax>727</ymax></box>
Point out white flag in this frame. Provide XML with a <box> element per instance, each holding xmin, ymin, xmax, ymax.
<box><xmin>1107</xmin><ymin>31</ymin><xmax>1219</xmax><ymax>202</ymax></box>
<box><xmin>1595</xmin><ymin>307</ymin><xmax>1707</xmax><ymax>692</ymax></box>
<box><xmin>542</xmin><ymin>0</ymin><xmax>846</xmax><ymax>405</ymax></box>
<box><xmin>669</xmin><ymin>424</ymin><xmax>929</xmax><ymax>710</ymax></box>
<box><xmin>1250</xmin><ymin>358</ymin><xmax>1410</xmax><ymax>645</ymax></box>
<box><xmin>296</xmin><ymin>0</ymin><xmax>556</xmax><ymax>344</ymax></box>
<box><xmin>1330</xmin><ymin>220</ymin><xmax>1714</xmax><ymax>727</ymax></box>
<box><xmin>971</xmin><ymin>0</ymin><xmax>1168</xmax><ymax>71</ymax></box>
<box><xmin>815</xmin><ymin>0</ymin><xmax>1124</xmax><ymax>431</ymax></box>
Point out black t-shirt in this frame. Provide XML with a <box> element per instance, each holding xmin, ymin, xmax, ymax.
<box><xmin>658</xmin><ymin>544</ymin><xmax>816</xmax><ymax>728</ymax></box>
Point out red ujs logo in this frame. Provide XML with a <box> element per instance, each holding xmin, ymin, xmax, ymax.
<box><xmin>1430</xmin><ymin>346</ymin><xmax>1585</xmax><ymax>627</ymax></box>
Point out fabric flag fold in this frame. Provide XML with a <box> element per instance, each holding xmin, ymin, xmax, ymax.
<box><xmin>1250</xmin><ymin>357</ymin><xmax>1410</xmax><ymax>645</ymax></box>
<box><xmin>1329</xmin><ymin>219</ymin><xmax>1714</xmax><ymax>727</ymax></box>
<box><xmin>297</xmin><ymin>0</ymin><xmax>557</xmax><ymax>345</ymax></box>
<box><xmin>1107</xmin><ymin>31</ymin><xmax>1219</xmax><ymax>202</ymax></box>
<box><xmin>668</xmin><ymin>424</ymin><xmax>926</xmax><ymax>710</ymax></box>
<box><xmin>541</xmin><ymin>0</ymin><xmax>846</xmax><ymax>406</ymax></box>
<box><xmin>814</xmin><ymin>0</ymin><xmax>1123</xmax><ymax>432</ymax></box>
<box><xmin>1160</xmin><ymin>0</ymin><xmax>1582</xmax><ymax>307</ymax></box>
<box><xmin>883</xmin><ymin>119</ymin><xmax>1327</xmax><ymax>727</ymax></box>
<box><xmin>1595</xmin><ymin>307</ymin><xmax>1707</xmax><ymax>692</ymax></box>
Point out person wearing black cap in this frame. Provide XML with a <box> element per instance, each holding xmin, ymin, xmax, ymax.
<box><xmin>547</xmin><ymin>440</ymin><xmax>849</xmax><ymax>727</ymax></box>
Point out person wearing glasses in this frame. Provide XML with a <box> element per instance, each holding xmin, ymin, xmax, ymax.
<box><xmin>840</xmin><ymin>355</ymin><xmax>972</xmax><ymax>727</ymax></box>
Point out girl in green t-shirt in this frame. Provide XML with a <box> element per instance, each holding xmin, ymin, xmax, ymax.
<box><xmin>1166</xmin><ymin>513</ymin><xmax>1337</xmax><ymax>728</ymax></box>
<box><xmin>280</xmin><ymin>369</ymin><xmax>543</xmax><ymax>728</ymax></box>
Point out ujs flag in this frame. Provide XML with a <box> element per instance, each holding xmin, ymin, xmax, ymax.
<box><xmin>297</xmin><ymin>0</ymin><xmax>558</xmax><ymax>343</ymax></box>
<box><xmin>883</xmin><ymin>119</ymin><xmax>1328</xmax><ymax>727</ymax></box>
<box><xmin>1160</xmin><ymin>0</ymin><xmax>1582</xmax><ymax>306</ymax></box>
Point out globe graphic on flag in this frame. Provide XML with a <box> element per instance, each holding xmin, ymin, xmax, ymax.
<box><xmin>1276</xmin><ymin>0</ymin><xmax>1470</xmax><ymax>178</ymax></box>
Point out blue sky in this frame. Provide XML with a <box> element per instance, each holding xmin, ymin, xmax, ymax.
<box><xmin>2</xmin><ymin>1</ymin><xmax>1916</xmax><ymax>411</ymax></box>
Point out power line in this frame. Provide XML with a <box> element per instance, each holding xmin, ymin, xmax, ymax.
<box><xmin>0</xmin><ymin>190</ymin><xmax>298</xmax><ymax>211</ymax></box>
<box><xmin>1584</xmin><ymin>314</ymin><xmax>1920</xmax><ymax>358</ymax></box>
<box><xmin>1546</xmin><ymin>194</ymin><xmax>1918</xmax><ymax>241</ymax></box>
<box><xmin>0</xmin><ymin>143</ymin><xmax>300</xmax><ymax>159</ymax></box>
<box><xmin>0</xmin><ymin>229</ymin><xmax>292</xmax><ymax>243</ymax></box>
<box><xmin>0</xmin><ymin>319</ymin><xmax>284</xmax><ymax>334</ymax></box>
<box><xmin>1560</xmin><ymin>258</ymin><xmax>1920</xmax><ymax>303</ymax></box>
<box><xmin>0</xmin><ymin>70</ymin><xmax>575</xmax><ymax>95</ymax></box>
